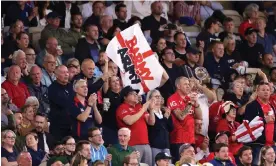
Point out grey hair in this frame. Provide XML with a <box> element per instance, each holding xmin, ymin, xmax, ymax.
<box><xmin>175</xmin><ymin>76</ymin><xmax>189</xmax><ymax>88</ymax></box>
<box><xmin>12</xmin><ymin>49</ymin><xmax>25</xmax><ymax>64</ymax></box>
<box><xmin>25</xmin><ymin>96</ymin><xmax>39</xmax><ymax>107</ymax></box>
<box><xmin>243</xmin><ymin>3</ymin><xmax>259</xmax><ymax>19</ymax></box>
<box><xmin>66</xmin><ymin>58</ymin><xmax>80</xmax><ymax>66</ymax></box>
<box><xmin>2</xmin><ymin>130</ymin><xmax>16</xmax><ymax>142</ymax></box>
<box><xmin>146</xmin><ymin>89</ymin><xmax>160</xmax><ymax>102</ymax></box>
<box><xmin>118</xmin><ymin>127</ymin><xmax>131</xmax><ymax>136</ymax></box>
<box><xmin>73</xmin><ymin>79</ymin><xmax>87</xmax><ymax>91</ymax></box>
<box><xmin>43</xmin><ymin>54</ymin><xmax>54</xmax><ymax>64</ymax></box>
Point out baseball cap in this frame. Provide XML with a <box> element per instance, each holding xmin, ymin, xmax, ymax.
<box><xmin>222</xmin><ymin>101</ymin><xmax>238</xmax><ymax>114</ymax></box>
<box><xmin>120</xmin><ymin>86</ymin><xmax>139</xmax><ymax>100</ymax></box>
<box><xmin>245</xmin><ymin>27</ymin><xmax>258</xmax><ymax>36</ymax></box>
<box><xmin>186</xmin><ymin>47</ymin><xmax>201</xmax><ymax>55</ymax></box>
<box><xmin>155</xmin><ymin>152</ymin><xmax>172</xmax><ymax>162</ymax></box>
<box><xmin>179</xmin><ymin>143</ymin><xmax>193</xmax><ymax>154</ymax></box>
<box><xmin>47</xmin><ymin>12</ymin><xmax>62</xmax><ymax>19</ymax></box>
<box><xmin>215</xmin><ymin>131</ymin><xmax>230</xmax><ymax>140</ymax></box>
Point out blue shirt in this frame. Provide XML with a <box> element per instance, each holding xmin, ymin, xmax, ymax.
<box><xmin>257</xmin><ymin>33</ymin><xmax>276</xmax><ymax>54</ymax></box>
<box><xmin>90</xmin><ymin>144</ymin><xmax>108</xmax><ymax>163</ymax></box>
<box><xmin>70</xmin><ymin>97</ymin><xmax>95</xmax><ymax>140</ymax></box>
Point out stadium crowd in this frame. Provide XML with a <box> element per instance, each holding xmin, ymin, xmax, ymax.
<box><xmin>1</xmin><ymin>1</ymin><xmax>276</xmax><ymax>166</ymax></box>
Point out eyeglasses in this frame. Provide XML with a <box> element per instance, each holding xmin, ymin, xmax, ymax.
<box><xmin>5</xmin><ymin>136</ymin><xmax>16</xmax><ymax>140</ymax></box>
<box><xmin>66</xmin><ymin>143</ymin><xmax>76</xmax><ymax>146</ymax></box>
<box><xmin>55</xmin><ymin>147</ymin><xmax>65</xmax><ymax>151</ymax></box>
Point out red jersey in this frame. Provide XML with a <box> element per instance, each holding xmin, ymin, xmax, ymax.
<box><xmin>116</xmin><ymin>102</ymin><xmax>149</xmax><ymax>146</ymax></box>
<box><xmin>209</xmin><ymin>101</ymin><xmax>224</xmax><ymax>133</ymax></box>
<box><xmin>167</xmin><ymin>92</ymin><xmax>195</xmax><ymax>144</ymax></box>
<box><xmin>2</xmin><ymin>80</ymin><xmax>30</xmax><ymax>108</ymax></box>
<box><xmin>239</xmin><ymin>20</ymin><xmax>256</xmax><ymax>38</ymax></box>
<box><xmin>217</xmin><ymin>119</ymin><xmax>243</xmax><ymax>155</ymax></box>
<box><xmin>270</xmin><ymin>94</ymin><xmax>276</xmax><ymax>109</ymax></box>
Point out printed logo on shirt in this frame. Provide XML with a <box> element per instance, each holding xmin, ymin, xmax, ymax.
<box><xmin>121</xmin><ymin>110</ymin><xmax>128</xmax><ymax>114</ymax></box>
<box><xmin>170</xmin><ymin>101</ymin><xmax>177</xmax><ymax>107</ymax></box>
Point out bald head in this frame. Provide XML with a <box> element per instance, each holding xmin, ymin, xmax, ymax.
<box><xmin>55</xmin><ymin>65</ymin><xmax>69</xmax><ymax>85</ymax></box>
<box><xmin>81</xmin><ymin>59</ymin><xmax>95</xmax><ymax>79</ymax></box>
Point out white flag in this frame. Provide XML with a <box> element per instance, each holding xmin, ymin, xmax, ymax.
<box><xmin>106</xmin><ymin>24</ymin><xmax>164</xmax><ymax>94</ymax></box>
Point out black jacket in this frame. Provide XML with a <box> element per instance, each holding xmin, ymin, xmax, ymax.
<box><xmin>148</xmin><ymin>114</ymin><xmax>173</xmax><ymax>149</ymax></box>
<box><xmin>244</xmin><ymin>100</ymin><xmax>276</xmax><ymax>145</ymax></box>
<box><xmin>32</xmin><ymin>130</ymin><xmax>55</xmax><ymax>152</ymax></box>
<box><xmin>54</xmin><ymin>2</ymin><xmax>80</xmax><ymax>28</ymax></box>
<box><xmin>74</xmin><ymin>38</ymin><xmax>101</xmax><ymax>64</ymax></box>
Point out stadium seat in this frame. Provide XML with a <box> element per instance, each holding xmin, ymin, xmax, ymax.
<box><xmin>180</xmin><ymin>24</ymin><xmax>202</xmax><ymax>33</ymax></box>
<box><xmin>222</xmin><ymin>10</ymin><xmax>243</xmax><ymax>26</ymax></box>
<box><xmin>140</xmin><ymin>163</ymin><xmax>149</xmax><ymax>166</ymax></box>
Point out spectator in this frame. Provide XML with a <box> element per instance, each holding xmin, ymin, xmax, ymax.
<box><xmin>270</xmin><ymin>67</ymin><xmax>276</xmax><ymax>86</ymax></box>
<box><xmin>219</xmin><ymin>17</ymin><xmax>243</xmax><ymax>49</ymax></box>
<box><xmin>47</xmin><ymin>156</ymin><xmax>70</xmax><ymax>166</ymax></box>
<box><xmin>62</xmin><ymin>136</ymin><xmax>76</xmax><ymax>163</ymax></box>
<box><xmin>152</xmin><ymin>37</ymin><xmax>167</xmax><ymax>58</ymax></box>
<box><xmin>15</xmin><ymin>32</ymin><xmax>30</xmax><ymax>54</ymax></box>
<box><xmin>155</xmin><ymin>152</ymin><xmax>172</xmax><ymax>166</ymax></box>
<box><xmin>159</xmin><ymin>47</ymin><xmax>183</xmax><ymax>102</ymax></box>
<box><xmin>163</xmin><ymin>23</ymin><xmax>177</xmax><ymax>48</ymax></box>
<box><xmin>70</xmin><ymin>79</ymin><xmax>102</xmax><ymax>140</ymax></box>
<box><xmin>4</xmin><ymin>1</ymin><xmax>38</xmax><ymax>26</ymax></box>
<box><xmin>17</xmin><ymin>150</ymin><xmax>32</xmax><ymax>166</ymax></box>
<box><xmin>102</xmin><ymin>75</ymin><xmax>122</xmax><ymax>145</ymax></box>
<box><xmin>266</xmin><ymin>3</ymin><xmax>276</xmax><ymax>36</ymax></box>
<box><xmin>142</xmin><ymin>1</ymin><xmax>167</xmax><ymax>43</ymax></box>
<box><xmin>28</xmin><ymin>65</ymin><xmax>50</xmax><ymax>115</ymax></box>
<box><xmin>147</xmin><ymin>89</ymin><xmax>173</xmax><ymax>161</ymax></box>
<box><xmin>73</xmin><ymin>59</ymin><xmax>108</xmax><ymax>95</ymax></box>
<box><xmin>1</xmin><ymin>87</ymin><xmax>18</xmax><ymax>114</ymax></box>
<box><xmin>216</xmin><ymin>101</ymin><xmax>243</xmax><ymax>155</ymax></box>
<box><xmin>237</xmin><ymin>146</ymin><xmax>254</xmax><ymax>166</ymax></box>
<box><xmin>32</xmin><ymin>113</ymin><xmax>54</xmax><ymax>154</ymax></box>
<box><xmin>175</xmin><ymin>144</ymin><xmax>197</xmax><ymax>166</ymax></box>
<box><xmin>71</xmin><ymin>153</ymin><xmax>89</xmax><ymax>166</ymax></box>
<box><xmin>74</xmin><ymin>140</ymin><xmax>92</xmax><ymax>165</ymax></box>
<box><xmin>256</xmin><ymin>17</ymin><xmax>276</xmax><ymax>55</ymax></box>
<box><xmin>258</xmin><ymin>146</ymin><xmax>276</xmax><ymax>166</ymax></box>
<box><xmin>122</xmin><ymin>155</ymin><xmax>139</xmax><ymax>166</ymax></box>
<box><xmin>88</xmin><ymin>127</ymin><xmax>112</xmax><ymax>165</ymax></box>
<box><xmin>36</xmin><ymin>1</ymin><xmax>52</xmax><ymax>27</ymax></box>
<box><xmin>66</xmin><ymin>58</ymin><xmax>80</xmax><ymax>74</ymax></box>
<box><xmin>244</xmin><ymin>82</ymin><xmax>276</xmax><ymax>165</ymax></box>
<box><xmin>116</xmin><ymin>85</ymin><xmax>156</xmax><ymax>166</ymax></box>
<box><xmin>99</xmin><ymin>15</ymin><xmax>113</xmax><ymax>47</ymax></box>
<box><xmin>68</xmin><ymin>65</ymin><xmax>78</xmax><ymax>82</ymax></box>
<box><xmin>1</xmin><ymin>89</ymin><xmax>16</xmax><ymax>131</ymax></box>
<box><xmin>194</xmin><ymin>119</ymin><xmax>210</xmax><ymax>162</ymax></box>
<box><xmin>240</xmin><ymin>27</ymin><xmax>265</xmax><ymax>68</ymax></box>
<box><xmin>200</xmin><ymin>1</ymin><xmax>224</xmax><ymax>21</ymax></box>
<box><xmin>94</xmin><ymin>50</ymin><xmax>108</xmax><ymax>77</ymax></box>
<box><xmin>173</xmin><ymin>1</ymin><xmax>201</xmax><ymax>25</ymax></box>
<box><xmin>2</xmin><ymin>65</ymin><xmax>30</xmax><ymax>108</ymax></box>
<box><xmin>196</xmin><ymin>17</ymin><xmax>220</xmax><ymax>52</ymax></box>
<box><xmin>1</xmin><ymin>130</ymin><xmax>18</xmax><ymax>166</ymax></box>
<box><xmin>25</xmin><ymin>132</ymin><xmax>46</xmax><ymax>166</ymax></box>
<box><xmin>209</xmin><ymin>143</ymin><xmax>235</xmax><ymax>166</ymax></box>
<box><xmin>125</xmin><ymin>1</ymin><xmax>152</xmax><ymax>20</ymax></box>
<box><xmin>24</xmin><ymin>48</ymin><xmax>36</xmax><ymax>70</ymax></box>
<box><xmin>18</xmin><ymin>105</ymin><xmax>35</xmax><ymax>136</ymax></box>
<box><xmin>167</xmin><ymin>77</ymin><xmax>202</xmax><ymax>162</ymax></box>
<box><xmin>40</xmin><ymin>12</ymin><xmax>75</xmax><ymax>55</ymax></box>
<box><xmin>223</xmin><ymin>36</ymin><xmax>242</xmax><ymax>68</ymax></box>
<box><xmin>25</xmin><ymin>96</ymin><xmax>40</xmax><ymax>114</ymax></box>
<box><xmin>68</xmin><ymin>13</ymin><xmax>85</xmax><ymax>48</ymax></box>
<box><xmin>173</xmin><ymin>32</ymin><xmax>188</xmax><ymax>66</ymax></box>
<box><xmin>261</xmin><ymin>54</ymin><xmax>275</xmax><ymax>77</ymax></box>
<box><xmin>114</xmin><ymin>3</ymin><xmax>128</xmax><ymax>31</ymax></box>
<box><xmin>80</xmin><ymin>1</ymin><xmax>93</xmax><ymax>22</ymax></box>
<box><xmin>108</xmin><ymin>128</ymin><xmax>139</xmax><ymax>166</ymax></box>
<box><xmin>180</xmin><ymin>47</ymin><xmax>204</xmax><ymax>78</ymax></box>
<box><xmin>37</xmin><ymin>37</ymin><xmax>63</xmax><ymax>67</ymax></box>
<box><xmin>48</xmin><ymin>65</ymin><xmax>74</xmax><ymax>140</ymax></box>
<box><xmin>54</xmin><ymin>1</ymin><xmax>80</xmax><ymax>28</ymax></box>
<box><xmin>127</xmin><ymin>16</ymin><xmax>142</xmax><ymax>27</ymax></box>
<box><xmin>105</xmin><ymin>2</ymin><xmax>120</xmax><ymax>20</ymax></box>
<box><xmin>204</xmin><ymin>41</ymin><xmax>230</xmax><ymax>88</ymax></box>
<box><xmin>75</xmin><ymin>24</ymin><xmax>101</xmax><ymax>64</ymax></box>
<box><xmin>84</xmin><ymin>1</ymin><xmax>106</xmax><ymax>28</ymax></box>
<box><xmin>239</xmin><ymin>4</ymin><xmax>259</xmax><ymax>38</ymax></box>
<box><xmin>40</xmin><ymin>141</ymin><xmax>65</xmax><ymax>164</ymax></box>
<box><xmin>108</xmin><ymin>60</ymin><xmax>119</xmax><ymax>77</ymax></box>
<box><xmin>41</xmin><ymin>54</ymin><xmax>56</xmax><ymax>87</ymax></box>
<box><xmin>106</xmin><ymin>25</ymin><xmax>121</xmax><ymax>41</ymax></box>
<box><xmin>12</xmin><ymin>50</ymin><xmax>29</xmax><ymax>81</ymax></box>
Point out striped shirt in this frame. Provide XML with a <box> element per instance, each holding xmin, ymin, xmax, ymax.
<box><xmin>90</xmin><ymin>145</ymin><xmax>108</xmax><ymax>163</ymax></box>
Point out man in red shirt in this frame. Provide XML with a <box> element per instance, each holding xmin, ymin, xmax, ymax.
<box><xmin>116</xmin><ymin>86</ymin><xmax>156</xmax><ymax>166</ymax></box>
<box><xmin>2</xmin><ymin>65</ymin><xmax>30</xmax><ymax>108</ymax></box>
<box><xmin>167</xmin><ymin>76</ymin><xmax>202</xmax><ymax>163</ymax></box>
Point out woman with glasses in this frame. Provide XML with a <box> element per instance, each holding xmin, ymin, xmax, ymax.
<box><xmin>1</xmin><ymin>130</ymin><xmax>18</xmax><ymax>166</ymax></box>
<box><xmin>258</xmin><ymin>146</ymin><xmax>276</xmax><ymax>166</ymax></box>
<box><xmin>62</xmin><ymin>136</ymin><xmax>76</xmax><ymax>163</ymax></box>
<box><xmin>25</xmin><ymin>132</ymin><xmax>46</xmax><ymax>166</ymax></box>
<box><xmin>147</xmin><ymin>89</ymin><xmax>174</xmax><ymax>163</ymax></box>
